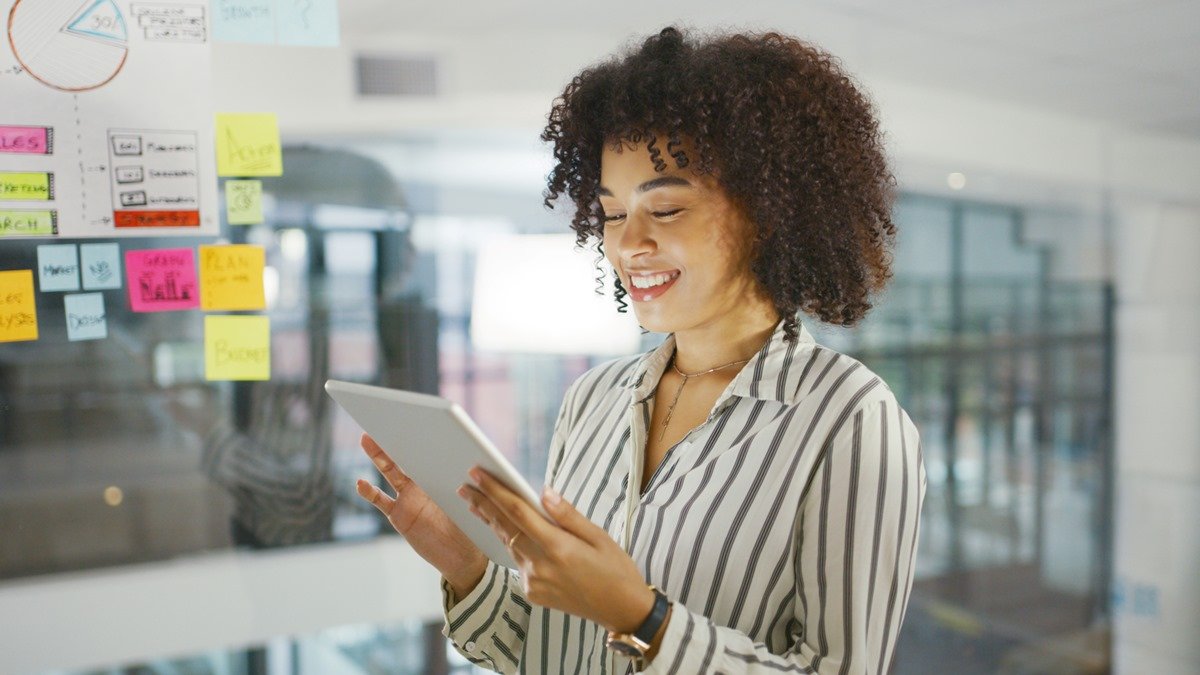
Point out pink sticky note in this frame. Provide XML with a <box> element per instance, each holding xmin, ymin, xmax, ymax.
<box><xmin>0</xmin><ymin>126</ymin><xmax>52</xmax><ymax>155</ymax></box>
<box><xmin>125</xmin><ymin>248</ymin><xmax>199</xmax><ymax>312</ymax></box>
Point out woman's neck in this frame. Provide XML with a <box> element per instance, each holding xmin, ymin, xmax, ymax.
<box><xmin>671</xmin><ymin>304</ymin><xmax>780</xmax><ymax>375</ymax></box>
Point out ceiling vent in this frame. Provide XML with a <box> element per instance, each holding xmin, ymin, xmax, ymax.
<box><xmin>355</xmin><ymin>54</ymin><xmax>439</xmax><ymax>97</ymax></box>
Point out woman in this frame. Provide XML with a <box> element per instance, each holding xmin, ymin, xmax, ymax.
<box><xmin>357</xmin><ymin>26</ymin><xmax>926</xmax><ymax>674</ymax></box>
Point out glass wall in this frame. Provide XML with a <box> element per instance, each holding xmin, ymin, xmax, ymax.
<box><xmin>0</xmin><ymin>134</ymin><xmax>1113</xmax><ymax>674</ymax></box>
<box><xmin>814</xmin><ymin>197</ymin><xmax>1113</xmax><ymax>674</ymax></box>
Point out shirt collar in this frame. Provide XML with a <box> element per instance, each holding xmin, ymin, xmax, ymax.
<box><xmin>622</xmin><ymin>318</ymin><xmax>817</xmax><ymax>406</ymax></box>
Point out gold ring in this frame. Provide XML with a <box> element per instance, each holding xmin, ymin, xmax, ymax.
<box><xmin>508</xmin><ymin>532</ymin><xmax>521</xmax><ymax>549</ymax></box>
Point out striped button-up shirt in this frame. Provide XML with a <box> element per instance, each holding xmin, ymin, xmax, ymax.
<box><xmin>441</xmin><ymin>319</ymin><xmax>926</xmax><ymax>674</ymax></box>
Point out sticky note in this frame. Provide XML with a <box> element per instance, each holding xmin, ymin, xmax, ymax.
<box><xmin>64</xmin><ymin>293</ymin><xmax>107</xmax><ymax>341</ymax></box>
<box><xmin>0</xmin><ymin>210</ymin><xmax>57</xmax><ymax>237</ymax></box>
<box><xmin>225</xmin><ymin>179</ymin><xmax>264</xmax><ymax>225</ymax></box>
<box><xmin>0</xmin><ymin>171</ymin><xmax>54</xmax><ymax>200</ymax></box>
<box><xmin>37</xmin><ymin>244</ymin><xmax>80</xmax><ymax>292</ymax></box>
<box><xmin>276</xmin><ymin>0</ymin><xmax>340</xmax><ymax>47</ymax></box>
<box><xmin>205</xmin><ymin>314</ymin><xmax>270</xmax><ymax>380</ymax></box>
<box><xmin>199</xmin><ymin>244</ymin><xmax>266</xmax><ymax>311</ymax></box>
<box><xmin>125</xmin><ymin>247</ymin><xmax>199</xmax><ymax>312</ymax></box>
<box><xmin>211</xmin><ymin>0</ymin><xmax>275</xmax><ymax>45</ymax></box>
<box><xmin>81</xmin><ymin>243</ymin><xmax>122</xmax><ymax>290</ymax></box>
<box><xmin>215</xmin><ymin>113</ymin><xmax>283</xmax><ymax>177</ymax></box>
<box><xmin>0</xmin><ymin>270</ymin><xmax>38</xmax><ymax>342</ymax></box>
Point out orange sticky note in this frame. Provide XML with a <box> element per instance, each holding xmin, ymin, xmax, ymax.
<box><xmin>199</xmin><ymin>244</ymin><xmax>266</xmax><ymax>311</ymax></box>
<box><xmin>0</xmin><ymin>270</ymin><xmax>39</xmax><ymax>342</ymax></box>
<box><xmin>205</xmin><ymin>315</ymin><xmax>270</xmax><ymax>381</ymax></box>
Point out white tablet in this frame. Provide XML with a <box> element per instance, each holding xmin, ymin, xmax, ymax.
<box><xmin>325</xmin><ymin>379</ymin><xmax>555</xmax><ymax>569</ymax></box>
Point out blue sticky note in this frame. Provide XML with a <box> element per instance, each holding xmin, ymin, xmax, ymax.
<box><xmin>212</xmin><ymin>0</ymin><xmax>276</xmax><ymax>45</ymax></box>
<box><xmin>81</xmin><ymin>242</ymin><xmax>122</xmax><ymax>290</ymax></box>
<box><xmin>64</xmin><ymin>293</ymin><xmax>107</xmax><ymax>341</ymax></box>
<box><xmin>276</xmin><ymin>0</ymin><xmax>339</xmax><ymax>47</ymax></box>
<box><xmin>37</xmin><ymin>244</ymin><xmax>80</xmax><ymax>292</ymax></box>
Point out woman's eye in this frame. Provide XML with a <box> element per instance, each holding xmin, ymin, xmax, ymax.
<box><xmin>601</xmin><ymin>209</ymin><xmax>681</xmax><ymax>224</ymax></box>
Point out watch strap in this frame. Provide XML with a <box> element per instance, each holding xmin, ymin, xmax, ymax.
<box><xmin>633</xmin><ymin>586</ymin><xmax>670</xmax><ymax>644</ymax></box>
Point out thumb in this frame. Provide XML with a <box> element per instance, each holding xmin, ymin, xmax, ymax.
<box><xmin>542</xmin><ymin>486</ymin><xmax>604</xmax><ymax>545</ymax></box>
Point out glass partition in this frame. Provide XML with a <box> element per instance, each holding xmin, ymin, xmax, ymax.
<box><xmin>1</xmin><ymin>134</ymin><xmax>1113</xmax><ymax>674</ymax></box>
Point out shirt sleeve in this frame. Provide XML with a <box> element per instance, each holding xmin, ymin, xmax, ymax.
<box><xmin>438</xmin><ymin>377</ymin><xmax>582</xmax><ymax>673</ymax></box>
<box><xmin>641</xmin><ymin>394</ymin><xmax>927</xmax><ymax>674</ymax></box>
<box><xmin>440</xmin><ymin>561</ymin><xmax>532</xmax><ymax>673</ymax></box>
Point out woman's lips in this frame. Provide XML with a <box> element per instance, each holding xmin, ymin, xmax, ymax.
<box><xmin>628</xmin><ymin>272</ymin><xmax>680</xmax><ymax>302</ymax></box>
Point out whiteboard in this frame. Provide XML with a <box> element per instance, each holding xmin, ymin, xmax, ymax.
<box><xmin>0</xmin><ymin>0</ymin><xmax>218</xmax><ymax>239</ymax></box>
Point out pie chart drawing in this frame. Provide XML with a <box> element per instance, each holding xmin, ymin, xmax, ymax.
<box><xmin>8</xmin><ymin>0</ymin><xmax>129</xmax><ymax>92</ymax></box>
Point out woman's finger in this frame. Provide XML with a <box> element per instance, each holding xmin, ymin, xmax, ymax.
<box><xmin>507</xmin><ymin>529</ymin><xmax>527</xmax><ymax>564</ymax></box>
<box><xmin>360</xmin><ymin>433</ymin><xmax>413</xmax><ymax>495</ymax></box>
<box><xmin>356</xmin><ymin>478</ymin><xmax>394</xmax><ymax>514</ymax></box>
<box><xmin>534</xmin><ymin>486</ymin><xmax>608</xmax><ymax>547</ymax></box>
<box><xmin>469</xmin><ymin>468</ymin><xmax>563</xmax><ymax>548</ymax></box>
<box><xmin>460</xmin><ymin>483</ymin><xmax>521</xmax><ymax>546</ymax></box>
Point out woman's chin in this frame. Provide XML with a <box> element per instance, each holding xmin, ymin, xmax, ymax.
<box><xmin>631</xmin><ymin>308</ymin><xmax>680</xmax><ymax>335</ymax></box>
<box><xmin>630</xmin><ymin>308</ymin><xmax>661</xmax><ymax>333</ymax></box>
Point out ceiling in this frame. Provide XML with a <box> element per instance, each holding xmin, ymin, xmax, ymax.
<box><xmin>339</xmin><ymin>0</ymin><xmax>1200</xmax><ymax>139</ymax></box>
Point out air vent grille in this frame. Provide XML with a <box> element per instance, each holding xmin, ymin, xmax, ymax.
<box><xmin>355</xmin><ymin>55</ymin><xmax>438</xmax><ymax>97</ymax></box>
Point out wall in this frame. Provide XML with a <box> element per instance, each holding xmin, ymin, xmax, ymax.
<box><xmin>0</xmin><ymin>538</ymin><xmax>442</xmax><ymax>674</ymax></box>
<box><xmin>1112</xmin><ymin>202</ymin><xmax>1200</xmax><ymax>675</ymax></box>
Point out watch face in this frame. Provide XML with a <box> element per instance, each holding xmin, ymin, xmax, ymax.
<box><xmin>605</xmin><ymin>635</ymin><xmax>646</xmax><ymax>657</ymax></box>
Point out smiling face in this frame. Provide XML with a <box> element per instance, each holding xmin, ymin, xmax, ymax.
<box><xmin>599</xmin><ymin>137</ymin><xmax>772</xmax><ymax>337</ymax></box>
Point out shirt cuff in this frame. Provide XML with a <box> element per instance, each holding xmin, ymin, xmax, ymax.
<box><xmin>439</xmin><ymin>561</ymin><xmax>512</xmax><ymax>660</ymax></box>
<box><xmin>639</xmin><ymin>600</ymin><xmax>712</xmax><ymax>674</ymax></box>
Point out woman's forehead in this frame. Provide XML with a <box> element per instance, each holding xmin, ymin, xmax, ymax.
<box><xmin>599</xmin><ymin>142</ymin><xmax>710</xmax><ymax>192</ymax></box>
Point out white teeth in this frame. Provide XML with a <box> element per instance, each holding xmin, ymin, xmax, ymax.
<box><xmin>630</xmin><ymin>272</ymin><xmax>678</xmax><ymax>289</ymax></box>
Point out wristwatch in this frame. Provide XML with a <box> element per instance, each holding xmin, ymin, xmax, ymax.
<box><xmin>605</xmin><ymin>585</ymin><xmax>670</xmax><ymax>666</ymax></box>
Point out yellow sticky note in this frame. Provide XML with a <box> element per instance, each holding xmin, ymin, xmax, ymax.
<box><xmin>0</xmin><ymin>172</ymin><xmax>54</xmax><ymax>200</ymax></box>
<box><xmin>199</xmin><ymin>244</ymin><xmax>266</xmax><ymax>311</ymax></box>
<box><xmin>225</xmin><ymin>179</ymin><xmax>264</xmax><ymax>225</ymax></box>
<box><xmin>205</xmin><ymin>315</ymin><xmax>270</xmax><ymax>381</ymax></box>
<box><xmin>215</xmin><ymin>113</ymin><xmax>283</xmax><ymax>177</ymax></box>
<box><xmin>0</xmin><ymin>270</ymin><xmax>39</xmax><ymax>342</ymax></box>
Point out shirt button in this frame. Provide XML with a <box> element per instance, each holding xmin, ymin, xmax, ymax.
<box><xmin>464</xmin><ymin>640</ymin><xmax>477</xmax><ymax>652</ymax></box>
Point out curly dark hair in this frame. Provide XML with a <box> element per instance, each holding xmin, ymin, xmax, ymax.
<box><xmin>540</xmin><ymin>26</ymin><xmax>897</xmax><ymax>340</ymax></box>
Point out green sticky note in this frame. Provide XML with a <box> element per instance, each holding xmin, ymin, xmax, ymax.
<box><xmin>205</xmin><ymin>315</ymin><xmax>270</xmax><ymax>380</ymax></box>
<box><xmin>225</xmin><ymin>179</ymin><xmax>264</xmax><ymax>225</ymax></box>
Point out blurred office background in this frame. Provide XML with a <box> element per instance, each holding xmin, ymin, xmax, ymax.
<box><xmin>1</xmin><ymin>1</ymin><xmax>1198</xmax><ymax>674</ymax></box>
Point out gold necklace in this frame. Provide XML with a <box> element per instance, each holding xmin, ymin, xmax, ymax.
<box><xmin>659</xmin><ymin>352</ymin><xmax>751</xmax><ymax>441</ymax></box>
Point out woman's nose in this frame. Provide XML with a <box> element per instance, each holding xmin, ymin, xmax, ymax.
<box><xmin>615</xmin><ymin>213</ymin><xmax>655</xmax><ymax>257</ymax></box>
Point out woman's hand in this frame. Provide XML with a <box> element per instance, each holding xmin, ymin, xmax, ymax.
<box><xmin>356</xmin><ymin>433</ymin><xmax>488</xmax><ymax>598</ymax></box>
<box><xmin>458</xmin><ymin>467</ymin><xmax>657</xmax><ymax>633</ymax></box>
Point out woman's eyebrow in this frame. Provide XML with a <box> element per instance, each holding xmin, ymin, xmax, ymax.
<box><xmin>597</xmin><ymin>176</ymin><xmax>695</xmax><ymax>197</ymax></box>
